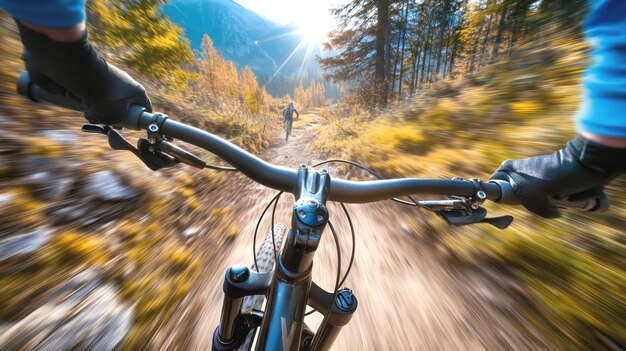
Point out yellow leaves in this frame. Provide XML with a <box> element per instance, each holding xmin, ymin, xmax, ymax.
<box><xmin>87</xmin><ymin>0</ymin><xmax>195</xmax><ymax>80</ymax></box>
<box><xmin>176</xmin><ymin>185</ymin><xmax>201</xmax><ymax>210</ymax></box>
<box><xmin>168</xmin><ymin>246</ymin><xmax>198</xmax><ymax>272</ymax></box>
<box><xmin>294</xmin><ymin>79</ymin><xmax>326</xmax><ymax>109</ymax></box>
<box><xmin>510</xmin><ymin>101</ymin><xmax>542</xmax><ymax>114</ymax></box>
<box><xmin>360</xmin><ymin>123</ymin><xmax>430</xmax><ymax>159</ymax></box>
<box><xmin>239</xmin><ymin>66</ymin><xmax>260</xmax><ymax>91</ymax></box>
<box><xmin>25</xmin><ymin>137</ymin><xmax>62</xmax><ymax>156</ymax></box>
<box><xmin>199</xmin><ymin>34</ymin><xmax>246</xmax><ymax>108</ymax></box>
<box><xmin>174</xmin><ymin>172</ymin><xmax>194</xmax><ymax>186</ymax></box>
<box><xmin>195</xmin><ymin>35</ymin><xmax>274</xmax><ymax>147</ymax></box>
<box><xmin>178</xmin><ymin>186</ymin><xmax>194</xmax><ymax>199</ymax></box>
<box><xmin>48</xmin><ymin>231</ymin><xmax>110</xmax><ymax>267</ymax></box>
<box><xmin>211</xmin><ymin>207</ymin><xmax>231</xmax><ymax>219</ymax></box>
<box><xmin>114</xmin><ymin>217</ymin><xmax>200</xmax><ymax>350</ymax></box>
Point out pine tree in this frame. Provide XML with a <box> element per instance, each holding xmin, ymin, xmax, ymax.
<box><xmin>320</xmin><ymin>0</ymin><xmax>402</xmax><ymax>106</ymax></box>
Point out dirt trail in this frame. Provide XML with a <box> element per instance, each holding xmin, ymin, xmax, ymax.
<box><xmin>188</xmin><ymin>110</ymin><xmax>551</xmax><ymax>350</ymax></box>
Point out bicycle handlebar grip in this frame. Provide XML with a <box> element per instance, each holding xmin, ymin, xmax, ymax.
<box><xmin>17</xmin><ymin>71</ymin><xmax>86</xmax><ymax>112</ymax></box>
<box><xmin>488</xmin><ymin>177</ymin><xmax>609</xmax><ymax>212</ymax></box>
<box><xmin>17</xmin><ymin>72</ymin><xmax>145</xmax><ymax>130</ymax></box>
<box><xmin>487</xmin><ymin>179</ymin><xmax>520</xmax><ymax>205</ymax></box>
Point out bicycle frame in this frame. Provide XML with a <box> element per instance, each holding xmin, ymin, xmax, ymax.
<box><xmin>214</xmin><ymin>165</ymin><xmax>357</xmax><ymax>351</ymax></box>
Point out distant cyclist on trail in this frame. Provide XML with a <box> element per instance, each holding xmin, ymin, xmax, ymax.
<box><xmin>0</xmin><ymin>0</ymin><xmax>625</xmax><ymax>217</ymax></box>
<box><xmin>282</xmin><ymin>101</ymin><xmax>299</xmax><ymax>141</ymax></box>
<box><xmin>283</xmin><ymin>102</ymin><xmax>299</xmax><ymax>124</ymax></box>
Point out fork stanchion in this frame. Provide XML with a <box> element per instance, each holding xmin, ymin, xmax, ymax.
<box><xmin>218</xmin><ymin>296</ymin><xmax>244</xmax><ymax>341</ymax></box>
<box><xmin>214</xmin><ymin>265</ymin><xmax>272</xmax><ymax>350</ymax></box>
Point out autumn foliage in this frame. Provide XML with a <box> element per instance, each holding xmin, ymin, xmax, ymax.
<box><xmin>294</xmin><ymin>79</ymin><xmax>326</xmax><ymax>109</ymax></box>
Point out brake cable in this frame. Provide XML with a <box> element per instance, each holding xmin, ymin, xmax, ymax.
<box><xmin>270</xmin><ymin>190</ymin><xmax>281</xmax><ymax>263</ymax></box>
<box><xmin>338</xmin><ymin>202</ymin><xmax>355</xmax><ymax>288</ymax></box>
<box><xmin>205</xmin><ymin>164</ymin><xmax>238</xmax><ymax>172</ymax></box>
<box><xmin>315</xmin><ymin>220</ymin><xmax>342</xmax><ymax>337</ymax></box>
<box><xmin>252</xmin><ymin>192</ymin><xmax>283</xmax><ymax>272</ymax></box>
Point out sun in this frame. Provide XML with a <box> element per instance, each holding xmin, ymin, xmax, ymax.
<box><xmin>235</xmin><ymin>0</ymin><xmax>339</xmax><ymax>42</ymax></box>
<box><xmin>299</xmin><ymin>20</ymin><xmax>328</xmax><ymax>43</ymax></box>
<box><xmin>296</xmin><ymin>5</ymin><xmax>336</xmax><ymax>43</ymax></box>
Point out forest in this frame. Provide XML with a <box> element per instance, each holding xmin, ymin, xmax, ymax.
<box><xmin>316</xmin><ymin>1</ymin><xmax>625</xmax><ymax>350</ymax></box>
<box><xmin>321</xmin><ymin>0</ymin><xmax>587</xmax><ymax>106</ymax></box>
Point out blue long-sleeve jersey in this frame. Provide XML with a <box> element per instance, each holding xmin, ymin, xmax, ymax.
<box><xmin>578</xmin><ymin>0</ymin><xmax>626</xmax><ymax>138</ymax></box>
<box><xmin>1</xmin><ymin>0</ymin><xmax>625</xmax><ymax>137</ymax></box>
<box><xmin>0</xmin><ymin>0</ymin><xmax>84</xmax><ymax>29</ymax></box>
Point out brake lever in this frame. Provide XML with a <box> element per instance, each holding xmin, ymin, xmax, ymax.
<box><xmin>82</xmin><ymin>124</ymin><xmax>179</xmax><ymax>171</ymax></box>
<box><xmin>437</xmin><ymin>206</ymin><xmax>513</xmax><ymax>229</ymax></box>
<box><xmin>419</xmin><ymin>192</ymin><xmax>513</xmax><ymax>229</ymax></box>
<box><xmin>81</xmin><ymin>124</ymin><xmax>110</xmax><ymax>135</ymax></box>
<box><xmin>419</xmin><ymin>178</ymin><xmax>515</xmax><ymax>230</ymax></box>
<box><xmin>107</xmin><ymin>129</ymin><xmax>140</xmax><ymax>156</ymax></box>
<box><xmin>481</xmin><ymin>215</ymin><xmax>514</xmax><ymax>229</ymax></box>
<box><xmin>159</xmin><ymin>140</ymin><xmax>206</xmax><ymax>169</ymax></box>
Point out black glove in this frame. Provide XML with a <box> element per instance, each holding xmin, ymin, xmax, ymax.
<box><xmin>491</xmin><ymin>135</ymin><xmax>626</xmax><ymax>218</ymax></box>
<box><xmin>17</xmin><ymin>21</ymin><xmax>152</xmax><ymax>125</ymax></box>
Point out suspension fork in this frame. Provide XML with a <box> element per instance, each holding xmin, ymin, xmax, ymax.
<box><xmin>214</xmin><ymin>266</ymin><xmax>272</xmax><ymax>350</ymax></box>
<box><xmin>216</xmin><ymin>165</ymin><xmax>353</xmax><ymax>351</ymax></box>
<box><xmin>307</xmin><ymin>283</ymin><xmax>358</xmax><ymax>351</ymax></box>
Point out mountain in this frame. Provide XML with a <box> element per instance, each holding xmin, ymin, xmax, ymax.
<box><xmin>163</xmin><ymin>0</ymin><xmax>323</xmax><ymax>82</ymax></box>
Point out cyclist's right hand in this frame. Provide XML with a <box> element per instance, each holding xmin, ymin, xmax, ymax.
<box><xmin>490</xmin><ymin>135</ymin><xmax>626</xmax><ymax>218</ymax></box>
<box><xmin>18</xmin><ymin>21</ymin><xmax>152</xmax><ymax>125</ymax></box>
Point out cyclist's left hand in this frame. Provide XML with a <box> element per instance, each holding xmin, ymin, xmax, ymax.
<box><xmin>18</xmin><ymin>21</ymin><xmax>152</xmax><ymax>125</ymax></box>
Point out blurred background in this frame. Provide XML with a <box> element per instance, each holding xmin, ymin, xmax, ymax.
<box><xmin>0</xmin><ymin>0</ymin><xmax>624</xmax><ymax>350</ymax></box>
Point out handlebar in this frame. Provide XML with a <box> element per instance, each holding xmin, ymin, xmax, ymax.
<box><xmin>134</xmin><ymin>112</ymin><xmax>505</xmax><ymax>203</ymax></box>
<box><xmin>15</xmin><ymin>72</ymin><xmax>608</xmax><ymax>210</ymax></box>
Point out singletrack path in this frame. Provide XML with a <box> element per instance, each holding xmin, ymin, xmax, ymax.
<box><xmin>187</xmin><ymin>110</ymin><xmax>552</xmax><ymax>351</ymax></box>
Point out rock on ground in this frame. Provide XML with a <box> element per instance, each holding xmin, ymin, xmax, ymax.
<box><xmin>0</xmin><ymin>269</ymin><xmax>133</xmax><ymax>351</ymax></box>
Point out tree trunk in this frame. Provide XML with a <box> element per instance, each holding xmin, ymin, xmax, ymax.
<box><xmin>441</xmin><ymin>27</ymin><xmax>452</xmax><ymax>79</ymax></box>
<box><xmin>427</xmin><ymin>49</ymin><xmax>434</xmax><ymax>83</ymax></box>
<box><xmin>507</xmin><ymin>12</ymin><xmax>520</xmax><ymax>57</ymax></box>
<box><xmin>478</xmin><ymin>13</ymin><xmax>493</xmax><ymax>68</ymax></box>
<box><xmin>409</xmin><ymin>49</ymin><xmax>418</xmax><ymax>95</ymax></box>
<box><xmin>390</xmin><ymin>21</ymin><xmax>403</xmax><ymax>94</ymax></box>
<box><xmin>468</xmin><ymin>17</ymin><xmax>484</xmax><ymax>72</ymax></box>
<box><xmin>397</xmin><ymin>0</ymin><xmax>410</xmax><ymax>102</ymax></box>
<box><xmin>433</xmin><ymin>26</ymin><xmax>446</xmax><ymax>82</ymax></box>
<box><xmin>376</xmin><ymin>0</ymin><xmax>390</xmax><ymax>106</ymax></box>
<box><xmin>447</xmin><ymin>33</ymin><xmax>459</xmax><ymax>78</ymax></box>
<box><xmin>413</xmin><ymin>49</ymin><xmax>422</xmax><ymax>92</ymax></box>
<box><xmin>491</xmin><ymin>6</ymin><xmax>509</xmax><ymax>62</ymax></box>
<box><xmin>420</xmin><ymin>40</ymin><xmax>429</xmax><ymax>85</ymax></box>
